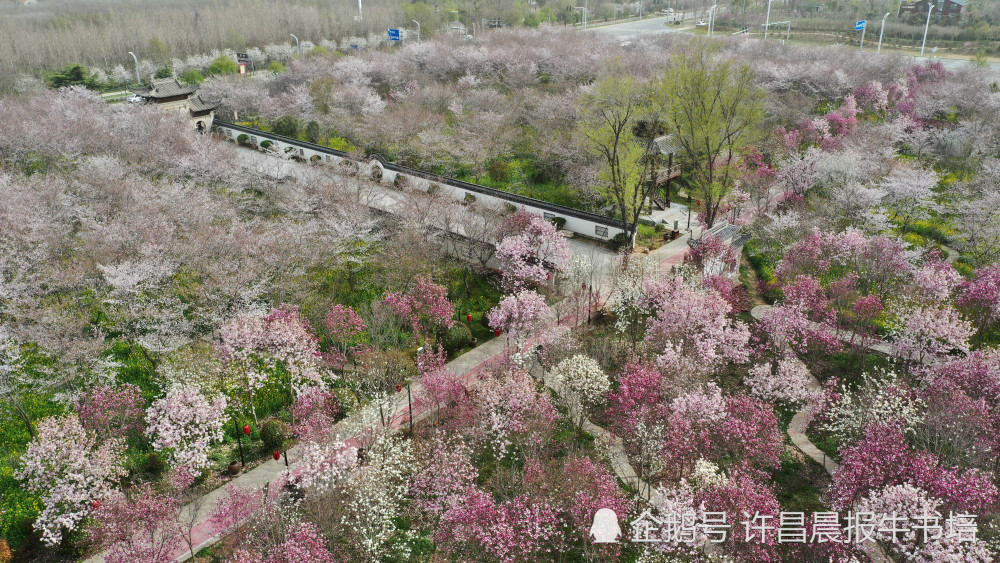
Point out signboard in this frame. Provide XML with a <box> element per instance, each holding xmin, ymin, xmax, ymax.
<box><xmin>236</xmin><ymin>52</ymin><xmax>250</xmax><ymax>64</ymax></box>
<box><xmin>351</xmin><ymin>44</ymin><xmax>359</xmax><ymax>51</ymax></box>
<box><xmin>238</xmin><ymin>63</ymin><xmax>247</xmax><ymax>75</ymax></box>
<box><xmin>388</xmin><ymin>28</ymin><xmax>401</xmax><ymax>41</ymax></box>
<box><xmin>856</xmin><ymin>20</ymin><xmax>866</xmax><ymax>31</ymax></box>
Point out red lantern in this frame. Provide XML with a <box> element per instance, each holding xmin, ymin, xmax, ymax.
<box><xmin>582</xmin><ymin>282</ymin><xmax>587</xmax><ymax>290</ymax></box>
<box><xmin>91</xmin><ymin>500</ymin><xmax>101</xmax><ymax>510</ymax></box>
<box><xmin>494</xmin><ymin>329</ymin><xmax>501</xmax><ymax>336</ymax></box>
<box><xmin>466</xmin><ymin>313</ymin><xmax>473</xmax><ymax>322</ymax></box>
<box><xmin>395</xmin><ymin>384</ymin><xmax>403</xmax><ymax>392</ymax></box>
<box><xmin>243</xmin><ymin>425</ymin><xmax>251</xmax><ymax>435</ymax></box>
<box><xmin>546</xmin><ymin>272</ymin><xmax>551</xmax><ymax>280</ymax></box>
<box><xmin>273</xmin><ymin>450</ymin><xmax>281</xmax><ymax>461</ymax></box>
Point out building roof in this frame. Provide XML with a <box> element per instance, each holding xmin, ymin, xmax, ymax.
<box><xmin>654</xmin><ymin>134</ymin><xmax>681</xmax><ymax>155</ymax></box>
<box><xmin>188</xmin><ymin>94</ymin><xmax>220</xmax><ymax>113</ymax></box>
<box><xmin>134</xmin><ymin>78</ymin><xmax>198</xmax><ymax>99</ymax></box>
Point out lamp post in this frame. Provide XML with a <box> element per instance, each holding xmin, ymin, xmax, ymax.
<box><xmin>290</xmin><ymin>33</ymin><xmax>301</xmax><ymax>55</ymax></box>
<box><xmin>234</xmin><ymin>421</ymin><xmax>249</xmax><ymax>466</ymax></box>
<box><xmin>412</xmin><ymin>19</ymin><xmax>421</xmax><ymax>41</ymax></box>
<box><xmin>859</xmin><ymin>19</ymin><xmax>867</xmax><ymax>52</ymax></box>
<box><xmin>920</xmin><ymin>3</ymin><xmax>934</xmax><ymax>58</ymax></box>
<box><xmin>708</xmin><ymin>4</ymin><xmax>717</xmax><ymax>36</ymax></box>
<box><xmin>127</xmin><ymin>51</ymin><xmax>140</xmax><ymax>86</ymax></box>
<box><xmin>877</xmin><ymin>12</ymin><xmax>890</xmax><ymax>54</ymax></box>
<box><xmin>764</xmin><ymin>0</ymin><xmax>773</xmax><ymax>40</ymax></box>
<box><xmin>358</xmin><ymin>0</ymin><xmax>363</xmax><ymax>21</ymax></box>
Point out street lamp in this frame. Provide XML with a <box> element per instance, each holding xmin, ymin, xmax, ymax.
<box><xmin>412</xmin><ymin>19</ymin><xmax>421</xmax><ymax>41</ymax></box>
<box><xmin>127</xmin><ymin>51</ymin><xmax>140</xmax><ymax>86</ymax></box>
<box><xmin>764</xmin><ymin>0</ymin><xmax>773</xmax><ymax>40</ymax></box>
<box><xmin>920</xmin><ymin>3</ymin><xmax>934</xmax><ymax>58</ymax></box>
<box><xmin>708</xmin><ymin>4</ymin><xmax>718</xmax><ymax>36</ymax></box>
<box><xmin>290</xmin><ymin>33</ymin><xmax>301</xmax><ymax>55</ymax></box>
<box><xmin>877</xmin><ymin>12</ymin><xmax>890</xmax><ymax>54</ymax></box>
<box><xmin>358</xmin><ymin>0</ymin><xmax>363</xmax><ymax>21</ymax></box>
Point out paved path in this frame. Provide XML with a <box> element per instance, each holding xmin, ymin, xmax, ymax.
<box><xmin>750</xmin><ymin>306</ymin><xmax>891</xmax><ymax>563</ymax></box>
<box><xmin>81</xmin><ymin>147</ymin><xmax>700</xmax><ymax>562</ymax></box>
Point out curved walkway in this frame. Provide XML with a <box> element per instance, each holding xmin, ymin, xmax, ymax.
<box><xmin>750</xmin><ymin>305</ymin><xmax>889</xmax><ymax>563</ymax></box>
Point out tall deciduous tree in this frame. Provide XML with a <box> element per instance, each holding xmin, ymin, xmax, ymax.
<box><xmin>659</xmin><ymin>47</ymin><xmax>765</xmax><ymax>228</ymax></box>
<box><xmin>579</xmin><ymin>75</ymin><xmax>658</xmax><ymax>244</ymax></box>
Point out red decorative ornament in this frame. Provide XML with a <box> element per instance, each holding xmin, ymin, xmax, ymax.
<box><xmin>546</xmin><ymin>272</ymin><xmax>551</xmax><ymax>280</ymax></box>
<box><xmin>91</xmin><ymin>500</ymin><xmax>101</xmax><ymax>510</ymax></box>
<box><xmin>582</xmin><ymin>282</ymin><xmax>587</xmax><ymax>290</ymax></box>
<box><xmin>243</xmin><ymin>425</ymin><xmax>251</xmax><ymax>435</ymax></box>
<box><xmin>467</xmin><ymin>313</ymin><xmax>473</xmax><ymax>322</ymax></box>
<box><xmin>272</xmin><ymin>450</ymin><xmax>281</xmax><ymax>461</ymax></box>
<box><xmin>494</xmin><ymin>329</ymin><xmax>501</xmax><ymax>336</ymax></box>
<box><xmin>395</xmin><ymin>384</ymin><xmax>403</xmax><ymax>392</ymax></box>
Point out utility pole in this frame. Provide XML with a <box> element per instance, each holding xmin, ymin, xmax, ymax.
<box><xmin>764</xmin><ymin>0</ymin><xmax>773</xmax><ymax>40</ymax></box>
<box><xmin>290</xmin><ymin>33</ymin><xmax>301</xmax><ymax>55</ymax></box>
<box><xmin>127</xmin><ymin>51</ymin><xmax>140</xmax><ymax>86</ymax></box>
<box><xmin>920</xmin><ymin>2</ymin><xmax>934</xmax><ymax>58</ymax></box>
<box><xmin>412</xmin><ymin>19</ymin><xmax>421</xmax><ymax>41</ymax></box>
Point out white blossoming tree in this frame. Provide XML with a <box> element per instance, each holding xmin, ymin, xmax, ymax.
<box><xmin>16</xmin><ymin>414</ymin><xmax>126</xmax><ymax>546</ymax></box>
<box><xmin>145</xmin><ymin>384</ymin><xmax>228</xmax><ymax>472</ymax></box>
<box><xmin>550</xmin><ymin>355</ymin><xmax>610</xmax><ymax>431</ymax></box>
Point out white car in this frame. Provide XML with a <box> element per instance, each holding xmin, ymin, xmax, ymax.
<box><xmin>127</xmin><ymin>94</ymin><xmax>143</xmax><ymax>104</ymax></box>
<box><xmin>696</xmin><ymin>20</ymin><xmax>707</xmax><ymax>26</ymax></box>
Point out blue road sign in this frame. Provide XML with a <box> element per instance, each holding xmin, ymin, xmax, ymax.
<box><xmin>388</xmin><ymin>28</ymin><xmax>401</xmax><ymax>41</ymax></box>
<box><xmin>856</xmin><ymin>20</ymin><xmax>866</xmax><ymax>31</ymax></box>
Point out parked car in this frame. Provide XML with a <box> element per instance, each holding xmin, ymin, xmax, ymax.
<box><xmin>127</xmin><ymin>94</ymin><xmax>143</xmax><ymax>103</ymax></box>
<box><xmin>696</xmin><ymin>20</ymin><xmax>707</xmax><ymax>26</ymax></box>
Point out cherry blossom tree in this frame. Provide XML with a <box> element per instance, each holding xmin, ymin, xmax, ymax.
<box><xmin>323</xmin><ymin>304</ymin><xmax>366</xmax><ymax>368</ymax></box>
<box><xmin>88</xmin><ymin>483</ymin><xmax>182</xmax><ymax>563</ymax></box>
<box><xmin>956</xmin><ymin>263</ymin><xmax>1000</xmax><ymax>342</ymax></box>
<box><xmin>495</xmin><ymin>209</ymin><xmax>570</xmax><ymax>292</ymax></box>
<box><xmin>145</xmin><ymin>384</ymin><xmax>228</xmax><ymax>472</ymax></box>
<box><xmin>890</xmin><ymin>303</ymin><xmax>973</xmax><ymax>365</ymax></box>
<box><xmin>879</xmin><ymin>162</ymin><xmax>938</xmax><ymax>232</ymax></box>
<box><xmin>218</xmin><ymin>306</ymin><xmax>328</xmax><ymax>423</ymax></box>
<box><xmin>486</xmin><ymin>290</ymin><xmax>553</xmax><ymax>350</ymax></box>
<box><xmin>745</xmin><ymin>356</ymin><xmax>814</xmax><ymax>405</ymax></box>
<box><xmin>16</xmin><ymin>414</ymin><xmax>126</xmax><ymax>546</ymax></box>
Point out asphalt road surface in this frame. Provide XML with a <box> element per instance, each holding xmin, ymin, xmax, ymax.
<box><xmin>589</xmin><ymin>17</ymin><xmax>1000</xmax><ymax>74</ymax></box>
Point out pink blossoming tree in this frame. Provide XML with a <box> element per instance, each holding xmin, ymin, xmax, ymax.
<box><xmin>382</xmin><ymin>275</ymin><xmax>455</xmax><ymax>341</ymax></box>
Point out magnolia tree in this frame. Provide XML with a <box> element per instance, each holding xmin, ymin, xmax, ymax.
<box><xmin>145</xmin><ymin>384</ymin><xmax>228</xmax><ymax>472</ymax></box>
<box><xmin>75</xmin><ymin>383</ymin><xmax>146</xmax><ymax>440</ymax></box>
<box><xmin>16</xmin><ymin>414</ymin><xmax>126</xmax><ymax>546</ymax></box>
<box><xmin>644</xmin><ymin>277</ymin><xmax>751</xmax><ymax>380</ymax></box>
<box><xmin>550</xmin><ymin>354</ymin><xmax>610</xmax><ymax>431</ymax></box>
<box><xmin>856</xmin><ymin>483</ymin><xmax>993</xmax><ymax>562</ymax></box>
<box><xmin>487</xmin><ymin>290</ymin><xmax>553</xmax><ymax>351</ymax></box>
<box><xmin>382</xmin><ymin>275</ymin><xmax>455</xmax><ymax>341</ymax></box>
<box><xmin>495</xmin><ymin>209</ymin><xmax>570</xmax><ymax>292</ymax></box>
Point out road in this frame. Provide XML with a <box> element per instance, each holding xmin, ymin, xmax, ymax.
<box><xmin>587</xmin><ymin>16</ymin><xmax>1000</xmax><ymax>74</ymax></box>
<box><xmin>586</xmin><ymin>15</ymin><xmax>688</xmax><ymax>42</ymax></box>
